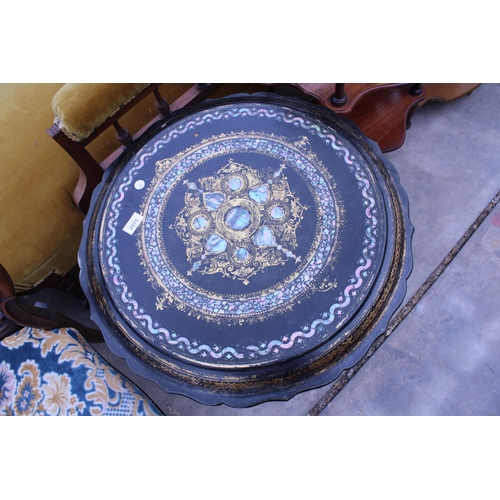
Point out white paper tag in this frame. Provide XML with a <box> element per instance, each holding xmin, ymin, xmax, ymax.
<box><xmin>123</xmin><ymin>212</ymin><xmax>144</xmax><ymax>235</ymax></box>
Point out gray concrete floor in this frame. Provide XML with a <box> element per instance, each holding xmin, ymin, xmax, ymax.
<box><xmin>27</xmin><ymin>83</ymin><xmax>500</xmax><ymax>416</ymax></box>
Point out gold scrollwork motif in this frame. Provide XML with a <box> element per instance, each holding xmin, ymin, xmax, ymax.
<box><xmin>175</xmin><ymin>160</ymin><xmax>307</xmax><ymax>285</ymax></box>
<box><xmin>138</xmin><ymin>130</ymin><xmax>342</xmax><ymax>325</ymax></box>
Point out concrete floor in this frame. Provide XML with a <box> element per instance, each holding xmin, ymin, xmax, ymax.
<box><xmin>27</xmin><ymin>83</ymin><xmax>500</xmax><ymax>416</ymax></box>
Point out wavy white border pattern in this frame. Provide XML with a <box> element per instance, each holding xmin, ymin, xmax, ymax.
<box><xmin>102</xmin><ymin>105</ymin><xmax>378</xmax><ymax>362</ymax></box>
<box><xmin>144</xmin><ymin>136</ymin><xmax>336</xmax><ymax>318</ymax></box>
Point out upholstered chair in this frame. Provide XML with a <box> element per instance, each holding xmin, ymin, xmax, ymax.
<box><xmin>0</xmin><ymin>325</ymin><xmax>163</xmax><ymax>416</ymax></box>
<box><xmin>0</xmin><ymin>84</ymin><xmax>194</xmax><ymax>293</ymax></box>
<box><xmin>0</xmin><ymin>83</ymin><xmax>86</xmax><ymax>294</ymax></box>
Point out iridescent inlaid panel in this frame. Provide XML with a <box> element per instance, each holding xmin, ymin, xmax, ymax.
<box><xmin>82</xmin><ymin>94</ymin><xmax>412</xmax><ymax>406</ymax></box>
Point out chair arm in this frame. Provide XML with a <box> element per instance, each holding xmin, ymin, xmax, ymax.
<box><xmin>51</xmin><ymin>83</ymin><xmax>150</xmax><ymax>141</ymax></box>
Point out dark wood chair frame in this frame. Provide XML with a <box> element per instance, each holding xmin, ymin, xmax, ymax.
<box><xmin>46</xmin><ymin>83</ymin><xmax>223</xmax><ymax>214</ymax></box>
<box><xmin>0</xmin><ymin>263</ymin><xmax>103</xmax><ymax>341</ymax></box>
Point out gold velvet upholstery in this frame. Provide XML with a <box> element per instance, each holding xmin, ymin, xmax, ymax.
<box><xmin>52</xmin><ymin>83</ymin><xmax>149</xmax><ymax>141</ymax></box>
<box><xmin>0</xmin><ymin>83</ymin><xmax>83</xmax><ymax>292</ymax></box>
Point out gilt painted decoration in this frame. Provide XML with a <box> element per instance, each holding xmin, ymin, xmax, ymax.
<box><xmin>81</xmin><ymin>94</ymin><xmax>412</xmax><ymax>406</ymax></box>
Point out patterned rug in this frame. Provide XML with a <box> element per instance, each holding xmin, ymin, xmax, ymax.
<box><xmin>0</xmin><ymin>326</ymin><xmax>163</xmax><ymax>416</ymax></box>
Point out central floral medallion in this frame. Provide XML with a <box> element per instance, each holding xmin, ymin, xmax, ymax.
<box><xmin>174</xmin><ymin>160</ymin><xmax>307</xmax><ymax>285</ymax></box>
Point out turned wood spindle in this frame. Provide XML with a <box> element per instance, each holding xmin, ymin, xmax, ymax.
<box><xmin>154</xmin><ymin>88</ymin><xmax>170</xmax><ymax>117</ymax></box>
<box><xmin>113</xmin><ymin>121</ymin><xmax>132</xmax><ymax>145</ymax></box>
<box><xmin>330</xmin><ymin>83</ymin><xmax>348</xmax><ymax>107</ymax></box>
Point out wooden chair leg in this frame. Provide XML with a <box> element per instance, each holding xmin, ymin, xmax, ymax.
<box><xmin>0</xmin><ymin>264</ymin><xmax>103</xmax><ymax>343</ymax></box>
<box><xmin>0</xmin><ymin>312</ymin><xmax>21</xmax><ymax>339</ymax></box>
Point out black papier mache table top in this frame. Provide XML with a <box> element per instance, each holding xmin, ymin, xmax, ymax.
<box><xmin>80</xmin><ymin>93</ymin><xmax>413</xmax><ymax>407</ymax></box>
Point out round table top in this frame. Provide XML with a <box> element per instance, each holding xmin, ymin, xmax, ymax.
<box><xmin>80</xmin><ymin>93</ymin><xmax>413</xmax><ymax>407</ymax></box>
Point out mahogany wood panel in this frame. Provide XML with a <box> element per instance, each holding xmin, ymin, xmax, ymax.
<box><xmin>290</xmin><ymin>83</ymin><xmax>402</xmax><ymax>113</ymax></box>
<box><xmin>339</xmin><ymin>84</ymin><xmax>425</xmax><ymax>152</ymax></box>
<box><xmin>288</xmin><ymin>83</ymin><xmax>425</xmax><ymax>152</ymax></box>
<box><xmin>285</xmin><ymin>83</ymin><xmax>481</xmax><ymax>152</ymax></box>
